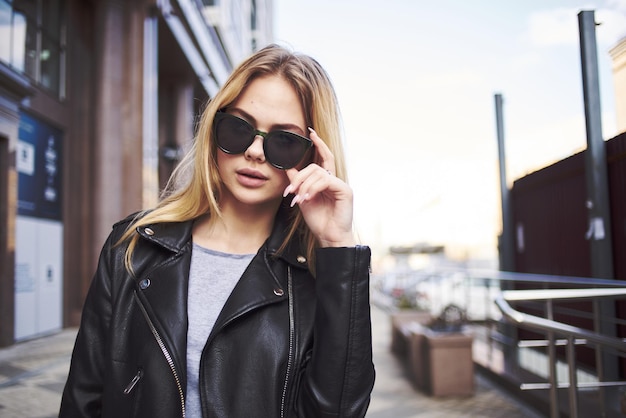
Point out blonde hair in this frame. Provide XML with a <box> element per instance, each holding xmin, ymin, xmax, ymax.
<box><xmin>120</xmin><ymin>44</ymin><xmax>347</xmax><ymax>273</ymax></box>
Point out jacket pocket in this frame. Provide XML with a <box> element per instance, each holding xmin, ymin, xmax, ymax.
<box><xmin>123</xmin><ymin>368</ymin><xmax>143</xmax><ymax>395</ymax></box>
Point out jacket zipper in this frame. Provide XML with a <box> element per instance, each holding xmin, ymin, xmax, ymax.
<box><xmin>280</xmin><ymin>266</ymin><xmax>295</xmax><ymax>418</ymax></box>
<box><xmin>135</xmin><ymin>292</ymin><xmax>186</xmax><ymax>418</ymax></box>
<box><xmin>123</xmin><ymin>369</ymin><xmax>143</xmax><ymax>394</ymax></box>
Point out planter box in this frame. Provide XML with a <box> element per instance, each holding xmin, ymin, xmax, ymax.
<box><xmin>389</xmin><ymin>311</ymin><xmax>474</xmax><ymax>397</ymax></box>
<box><xmin>390</xmin><ymin>311</ymin><xmax>432</xmax><ymax>357</ymax></box>
<box><xmin>408</xmin><ymin>323</ymin><xmax>428</xmax><ymax>389</ymax></box>
<box><xmin>421</xmin><ymin>329</ymin><xmax>474</xmax><ymax>397</ymax></box>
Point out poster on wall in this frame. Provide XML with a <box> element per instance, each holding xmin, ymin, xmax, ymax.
<box><xmin>14</xmin><ymin>112</ymin><xmax>64</xmax><ymax>341</ymax></box>
<box><xmin>16</xmin><ymin>112</ymin><xmax>63</xmax><ymax>220</ymax></box>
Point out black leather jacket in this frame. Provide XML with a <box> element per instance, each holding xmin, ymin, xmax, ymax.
<box><xmin>59</xmin><ymin>211</ymin><xmax>375</xmax><ymax>417</ymax></box>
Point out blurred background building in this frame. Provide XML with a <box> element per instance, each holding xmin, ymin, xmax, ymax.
<box><xmin>0</xmin><ymin>0</ymin><xmax>273</xmax><ymax>346</ymax></box>
<box><xmin>610</xmin><ymin>36</ymin><xmax>626</xmax><ymax>134</ymax></box>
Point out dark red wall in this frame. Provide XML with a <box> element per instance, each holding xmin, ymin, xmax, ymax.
<box><xmin>509</xmin><ymin>131</ymin><xmax>626</xmax><ymax>373</ymax></box>
<box><xmin>511</xmin><ymin>131</ymin><xmax>626</xmax><ymax>279</ymax></box>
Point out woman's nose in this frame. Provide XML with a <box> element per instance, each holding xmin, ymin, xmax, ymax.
<box><xmin>244</xmin><ymin>135</ymin><xmax>266</xmax><ymax>163</ymax></box>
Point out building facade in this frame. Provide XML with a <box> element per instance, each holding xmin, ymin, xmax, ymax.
<box><xmin>0</xmin><ymin>0</ymin><xmax>273</xmax><ymax>346</ymax></box>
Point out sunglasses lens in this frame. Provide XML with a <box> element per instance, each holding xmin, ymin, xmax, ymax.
<box><xmin>264</xmin><ymin>132</ymin><xmax>311</xmax><ymax>169</ymax></box>
<box><xmin>214</xmin><ymin>114</ymin><xmax>255</xmax><ymax>154</ymax></box>
<box><xmin>214</xmin><ymin>112</ymin><xmax>312</xmax><ymax>169</ymax></box>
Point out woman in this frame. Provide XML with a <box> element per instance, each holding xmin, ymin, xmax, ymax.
<box><xmin>60</xmin><ymin>44</ymin><xmax>375</xmax><ymax>417</ymax></box>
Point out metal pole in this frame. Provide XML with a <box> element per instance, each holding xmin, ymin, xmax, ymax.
<box><xmin>494</xmin><ymin>94</ymin><xmax>515</xmax><ymax>273</ymax></box>
<box><xmin>494</xmin><ymin>94</ymin><xmax>518</xmax><ymax>376</ymax></box>
<box><xmin>578</xmin><ymin>11</ymin><xmax>615</xmax><ymax>279</ymax></box>
<box><xmin>578</xmin><ymin>10</ymin><xmax>618</xmax><ymax>414</ymax></box>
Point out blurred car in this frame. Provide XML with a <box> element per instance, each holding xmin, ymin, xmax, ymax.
<box><xmin>373</xmin><ymin>270</ymin><xmax>430</xmax><ymax>310</ymax></box>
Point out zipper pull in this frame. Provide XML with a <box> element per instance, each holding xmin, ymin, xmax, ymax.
<box><xmin>123</xmin><ymin>369</ymin><xmax>143</xmax><ymax>394</ymax></box>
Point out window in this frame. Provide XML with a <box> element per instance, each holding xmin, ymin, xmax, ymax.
<box><xmin>0</xmin><ymin>0</ymin><xmax>66</xmax><ymax>98</ymax></box>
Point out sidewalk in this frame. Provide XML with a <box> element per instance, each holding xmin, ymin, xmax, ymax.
<box><xmin>0</xmin><ymin>327</ymin><xmax>75</xmax><ymax>418</ymax></box>
<box><xmin>0</xmin><ymin>306</ymin><xmax>543</xmax><ymax>417</ymax></box>
<box><xmin>367</xmin><ymin>306</ymin><xmax>543</xmax><ymax>417</ymax></box>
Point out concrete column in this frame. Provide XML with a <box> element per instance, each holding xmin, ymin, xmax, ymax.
<box><xmin>0</xmin><ymin>132</ymin><xmax>16</xmax><ymax>347</ymax></box>
<box><xmin>143</xmin><ymin>7</ymin><xmax>159</xmax><ymax>208</ymax></box>
<box><xmin>92</xmin><ymin>0</ymin><xmax>144</xmax><ymax>255</ymax></box>
<box><xmin>172</xmin><ymin>81</ymin><xmax>195</xmax><ymax>154</ymax></box>
<box><xmin>124</xmin><ymin>1</ymin><xmax>145</xmax><ymax>212</ymax></box>
<box><xmin>158</xmin><ymin>80</ymin><xmax>195</xmax><ymax>190</ymax></box>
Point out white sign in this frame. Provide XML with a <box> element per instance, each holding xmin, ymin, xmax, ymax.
<box><xmin>16</xmin><ymin>140</ymin><xmax>35</xmax><ymax>175</ymax></box>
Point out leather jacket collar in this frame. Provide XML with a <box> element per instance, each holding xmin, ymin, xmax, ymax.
<box><xmin>131</xmin><ymin>205</ymin><xmax>309</xmax><ymax>271</ymax></box>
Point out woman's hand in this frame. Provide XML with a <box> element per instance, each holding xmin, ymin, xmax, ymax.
<box><xmin>283</xmin><ymin>128</ymin><xmax>356</xmax><ymax>248</ymax></box>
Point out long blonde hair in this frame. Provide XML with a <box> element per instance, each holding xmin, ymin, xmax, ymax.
<box><xmin>119</xmin><ymin>44</ymin><xmax>347</xmax><ymax>274</ymax></box>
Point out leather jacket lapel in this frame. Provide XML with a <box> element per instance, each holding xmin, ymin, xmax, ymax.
<box><xmin>208</xmin><ymin>206</ymin><xmax>308</xmax><ymax>342</ymax></box>
<box><xmin>132</xmin><ymin>221</ymin><xmax>193</xmax><ymax>379</ymax></box>
<box><xmin>208</xmin><ymin>247</ymin><xmax>288</xmax><ymax>340</ymax></box>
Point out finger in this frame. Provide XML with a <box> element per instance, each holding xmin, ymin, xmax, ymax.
<box><xmin>289</xmin><ymin>168</ymin><xmax>333</xmax><ymax>207</ymax></box>
<box><xmin>283</xmin><ymin>168</ymin><xmax>300</xmax><ymax>197</ymax></box>
<box><xmin>308</xmin><ymin>128</ymin><xmax>336</xmax><ymax>175</ymax></box>
<box><xmin>283</xmin><ymin>164</ymin><xmax>324</xmax><ymax>197</ymax></box>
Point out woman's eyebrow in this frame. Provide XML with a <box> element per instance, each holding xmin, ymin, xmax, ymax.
<box><xmin>273</xmin><ymin>122</ymin><xmax>306</xmax><ymax>136</ymax></box>
<box><xmin>229</xmin><ymin>107</ymin><xmax>257</xmax><ymax>125</ymax></box>
<box><xmin>229</xmin><ymin>107</ymin><xmax>306</xmax><ymax>135</ymax></box>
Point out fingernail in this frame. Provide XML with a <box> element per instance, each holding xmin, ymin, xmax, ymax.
<box><xmin>303</xmin><ymin>193</ymin><xmax>310</xmax><ymax>201</ymax></box>
<box><xmin>290</xmin><ymin>195</ymin><xmax>299</xmax><ymax>207</ymax></box>
<box><xmin>308</xmin><ymin>127</ymin><xmax>316</xmax><ymax>134</ymax></box>
<box><xmin>283</xmin><ymin>185</ymin><xmax>293</xmax><ymax>197</ymax></box>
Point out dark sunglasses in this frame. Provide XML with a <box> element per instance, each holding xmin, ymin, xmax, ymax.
<box><xmin>213</xmin><ymin>112</ymin><xmax>313</xmax><ymax>169</ymax></box>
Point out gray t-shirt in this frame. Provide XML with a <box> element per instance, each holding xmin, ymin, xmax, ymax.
<box><xmin>185</xmin><ymin>243</ymin><xmax>255</xmax><ymax>417</ymax></box>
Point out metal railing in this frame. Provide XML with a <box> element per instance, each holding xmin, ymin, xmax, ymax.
<box><xmin>495</xmin><ymin>288</ymin><xmax>626</xmax><ymax>418</ymax></box>
<box><xmin>372</xmin><ymin>268</ymin><xmax>626</xmax><ymax>417</ymax></box>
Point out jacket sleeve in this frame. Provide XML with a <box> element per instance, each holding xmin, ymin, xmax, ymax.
<box><xmin>59</xmin><ymin>231</ymin><xmax>118</xmax><ymax>417</ymax></box>
<box><xmin>297</xmin><ymin>245</ymin><xmax>376</xmax><ymax>417</ymax></box>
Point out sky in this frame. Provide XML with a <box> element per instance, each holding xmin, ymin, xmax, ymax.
<box><xmin>272</xmin><ymin>0</ymin><xmax>626</xmax><ymax>267</ymax></box>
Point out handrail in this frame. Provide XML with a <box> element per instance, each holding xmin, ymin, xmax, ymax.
<box><xmin>495</xmin><ymin>292</ymin><xmax>626</xmax><ymax>353</ymax></box>
<box><xmin>502</xmin><ymin>288</ymin><xmax>626</xmax><ymax>301</ymax></box>
<box><xmin>495</xmin><ymin>288</ymin><xmax>626</xmax><ymax>418</ymax></box>
<box><xmin>464</xmin><ymin>268</ymin><xmax>625</xmax><ymax>287</ymax></box>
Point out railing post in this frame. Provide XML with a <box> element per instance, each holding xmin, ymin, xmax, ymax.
<box><xmin>566</xmin><ymin>336</ymin><xmax>579</xmax><ymax>418</ymax></box>
<box><xmin>546</xmin><ymin>300</ymin><xmax>560</xmax><ymax>418</ymax></box>
<box><xmin>485</xmin><ymin>277</ymin><xmax>495</xmax><ymax>367</ymax></box>
<box><xmin>593</xmin><ymin>298</ymin><xmax>610</xmax><ymax>417</ymax></box>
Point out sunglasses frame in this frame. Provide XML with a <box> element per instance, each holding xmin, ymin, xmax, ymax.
<box><xmin>213</xmin><ymin>112</ymin><xmax>313</xmax><ymax>170</ymax></box>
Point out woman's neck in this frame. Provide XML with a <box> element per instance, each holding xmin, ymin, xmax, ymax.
<box><xmin>192</xmin><ymin>202</ymin><xmax>277</xmax><ymax>254</ymax></box>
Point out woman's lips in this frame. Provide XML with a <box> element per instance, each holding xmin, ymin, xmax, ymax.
<box><xmin>236</xmin><ymin>168</ymin><xmax>268</xmax><ymax>187</ymax></box>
